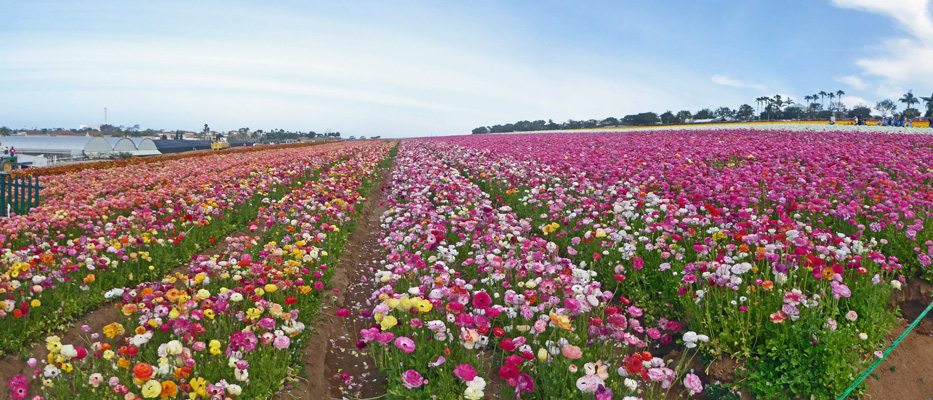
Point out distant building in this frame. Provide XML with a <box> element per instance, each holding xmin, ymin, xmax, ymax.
<box><xmin>50</xmin><ymin>130</ymin><xmax>79</xmax><ymax>137</ymax></box>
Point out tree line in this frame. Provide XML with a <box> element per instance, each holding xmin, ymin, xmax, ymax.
<box><xmin>473</xmin><ymin>89</ymin><xmax>933</xmax><ymax>134</ymax></box>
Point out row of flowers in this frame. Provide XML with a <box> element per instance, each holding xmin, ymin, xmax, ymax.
<box><xmin>411</xmin><ymin>130</ymin><xmax>920</xmax><ymax>396</ymax></box>
<box><xmin>5</xmin><ymin>141</ymin><xmax>393</xmax><ymax>399</ymax></box>
<box><xmin>359</xmin><ymin>142</ymin><xmax>702</xmax><ymax>399</ymax></box>
<box><xmin>0</xmin><ymin>143</ymin><xmax>368</xmax><ymax>355</ymax></box>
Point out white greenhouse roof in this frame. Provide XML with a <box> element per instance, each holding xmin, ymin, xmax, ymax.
<box><xmin>0</xmin><ymin>137</ymin><xmax>112</xmax><ymax>157</ymax></box>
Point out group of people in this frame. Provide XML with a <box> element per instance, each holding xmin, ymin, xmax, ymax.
<box><xmin>0</xmin><ymin>142</ymin><xmax>14</xmax><ymax>157</ymax></box>
<box><xmin>879</xmin><ymin>116</ymin><xmax>914</xmax><ymax>127</ymax></box>
<box><xmin>837</xmin><ymin>115</ymin><xmax>932</xmax><ymax>127</ymax></box>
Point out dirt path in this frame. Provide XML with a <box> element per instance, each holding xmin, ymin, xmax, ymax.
<box><xmin>274</xmin><ymin>164</ymin><xmax>391</xmax><ymax>400</ymax></box>
<box><xmin>863</xmin><ymin>280</ymin><xmax>933</xmax><ymax>400</ymax></box>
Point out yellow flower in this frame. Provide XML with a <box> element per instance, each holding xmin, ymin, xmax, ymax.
<box><xmin>196</xmin><ymin>289</ymin><xmax>210</xmax><ymax>299</ymax></box>
<box><xmin>190</xmin><ymin>377</ymin><xmax>208</xmax><ymax>397</ymax></box>
<box><xmin>380</xmin><ymin>315</ymin><xmax>398</xmax><ymax>331</ymax></box>
<box><xmin>263</xmin><ymin>284</ymin><xmax>277</xmax><ymax>293</ymax></box>
<box><xmin>103</xmin><ymin>350</ymin><xmax>115</xmax><ymax>360</ymax></box>
<box><xmin>210</xmin><ymin>346</ymin><xmax>222</xmax><ymax>355</ymax></box>
<box><xmin>30</xmin><ymin>299</ymin><xmax>41</xmax><ymax>308</ymax></box>
<box><xmin>254</xmin><ymin>288</ymin><xmax>265</xmax><ymax>297</ymax></box>
<box><xmin>386</xmin><ymin>298</ymin><xmax>401</xmax><ymax>309</ymax></box>
<box><xmin>46</xmin><ymin>336</ymin><xmax>62</xmax><ymax>353</ymax></box>
<box><xmin>416</xmin><ymin>300</ymin><xmax>433</xmax><ymax>313</ymax></box>
<box><xmin>204</xmin><ymin>309</ymin><xmax>215</xmax><ymax>319</ymax></box>
<box><xmin>102</xmin><ymin>323</ymin><xmax>125</xmax><ymax>339</ymax></box>
<box><xmin>141</xmin><ymin>379</ymin><xmax>162</xmax><ymax>398</ymax></box>
<box><xmin>246</xmin><ymin>308</ymin><xmax>262</xmax><ymax>320</ymax></box>
<box><xmin>168</xmin><ymin>308</ymin><xmax>181</xmax><ymax>319</ymax></box>
<box><xmin>61</xmin><ymin>363</ymin><xmax>73</xmax><ymax>373</ymax></box>
<box><xmin>209</xmin><ymin>339</ymin><xmax>221</xmax><ymax>349</ymax></box>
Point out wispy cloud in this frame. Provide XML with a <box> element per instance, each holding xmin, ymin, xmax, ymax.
<box><xmin>831</xmin><ymin>0</ymin><xmax>933</xmax><ymax>95</ymax></box>
<box><xmin>834</xmin><ymin>75</ymin><xmax>868</xmax><ymax>90</ymax></box>
<box><xmin>711</xmin><ymin>75</ymin><xmax>767</xmax><ymax>92</ymax></box>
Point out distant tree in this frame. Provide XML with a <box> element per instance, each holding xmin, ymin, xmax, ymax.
<box><xmin>675</xmin><ymin>110</ymin><xmax>692</xmax><ymax>124</ymax></box>
<box><xmin>875</xmin><ymin>99</ymin><xmax>897</xmax><ymax>117</ymax></box>
<box><xmin>899</xmin><ymin>90</ymin><xmax>918</xmax><ymax>114</ymax></box>
<box><xmin>847</xmin><ymin>104</ymin><xmax>872</xmax><ymax>118</ymax></box>
<box><xmin>714</xmin><ymin>107</ymin><xmax>734</xmax><ymax>120</ymax></box>
<box><xmin>836</xmin><ymin>90</ymin><xmax>845</xmax><ymax>114</ymax></box>
<box><xmin>694</xmin><ymin>108</ymin><xmax>714</xmax><ymax>119</ymax></box>
<box><xmin>0</xmin><ymin>126</ymin><xmax>11</xmax><ymax>136</ymax></box>
<box><xmin>100</xmin><ymin>124</ymin><xmax>120</xmax><ymax>135</ymax></box>
<box><xmin>600</xmin><ymin>117</ymin><xmax>620</xmax><ymax>126</ymax></box>
<box><xmin>736</xmin><ymin>104</ymin><xmax>755</xmax><ymax>121</ymax></box>
<box><xmin>472</xmin><ymin>126</ymin><xmax>490</xmax><ymax>135</ymax></box>
<box><xmin>622</xmin><ymin>112</ymin><xmax>659</xmax><ymax>126</ymax></box>
<box><xmin>659</xmin><ymin>111</ymin><xmax>675</xmax><ymax>125</ymax></box>
<box><xmin>819</xmin><ymin>91</ymin><xmax>827</xmax><ymax>109</ymax></box>
<box><xmin>545</xmin><ymin>119</ymin><xmax>560</xmax><ymax>130</ymax></box>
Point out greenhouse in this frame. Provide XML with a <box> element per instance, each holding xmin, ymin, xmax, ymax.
<box><xmin>104</xmin><ymin>137</ymin><xmax>137</xmax><ymax>154</ymax></box>
<box><xmin>130</xmin><ymin>138</ymin><xmax>161</xmax><ymax>156</ymax></box>
<box><xmin>152</xmin><ymin>140</ymin><xmax>212</xmax><ymax>154</ymax></box>
<box><xmin>0</xmin><ymin>137</ymin><xmax>113</xmax><ymax>160</ymax></box>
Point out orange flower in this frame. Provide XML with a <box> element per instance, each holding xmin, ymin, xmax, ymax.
<box><xmin>116</xmin><ymin>357</ymin><xmax>130</xmax><ymax>369</ymax></box>
<box><xmin>762</xmin><ymin>280</ymin><xmax>774</xmax><ymax>291</ymax></box>
<box><xmin>135</xmin><ymin>326</ymin><xmax>147</xmax><ymax>335</ymax></box>
<box><xmin>165</xmin><ymin>288</ymin><xmax>184</xmax><ymax>303</ymax></box>
<box><xmin>738</xmin><ymin>244</ymin><xmax>749</xmax><ymax>252</ymax></box>
<box><xmin>160</xmin><ymin>380</ymin><xmax>178</xmax><ymax>398</ymax></box>
<box><xmin>141</xmin><ymin>288</ymin><xmax>154</xmax><ymax>297</ymax></box>
<box><xmin>133</xmin><ymin>362</ymin><xmax>154</xmax><ymax>381</ymax></box>
<box><xmin>121</xmin><ymin>304</ymin><xmax>138</xmax><ymax>316</ymax></box>
<box><xmin>83</xmin><ymin>274</ymin><xmax>96</xmax><ymax>284</ymax></box>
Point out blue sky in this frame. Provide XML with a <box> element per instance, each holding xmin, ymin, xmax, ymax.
<box><xmin>1</xmin><ymin>0</ymin><xmax>931</xmax><ymax>137</ymax></box>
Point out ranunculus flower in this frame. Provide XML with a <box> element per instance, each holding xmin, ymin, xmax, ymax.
<box><xmin>561</xmin><ymin>344</ymin><xmax>582</xmax><ymax>360</ymax></box>
<box><xmin>684</xmin><ymin>373</ymin><xmax>704</xmax><ymax>395</ymax></box>
<box><xmin>394</xmin><ymin>336</ymin><xmax>416</xmax><ymax>354</ymax></box>
<box><xmin>454</xmin><ymin>364</ymin><xmax>478</xmax><ymax>382</ymax></box>
<box><xmin>401</xmin><ymin>369</ymin><xmax>424</xmax><ymax>389</ymax></box>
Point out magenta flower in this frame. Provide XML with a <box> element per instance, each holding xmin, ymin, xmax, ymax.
<box><xmin>394</xmin><ymin>336</ymin><xmax>416</xmax><ymax>354</ymax></box>
<box><xmin>453</xmin><ymin>364</ymin><xmax>478</xmax><ymax>382</ymax></box>
<box><xmin>472</xmin><ymin>291</ymin><xmax>492</xmax><ymax>309</ymax></box>
<box><xmin>401</xmin><ymin>369</ymin><xmax>424</xmax><ymax>389</ymax></box>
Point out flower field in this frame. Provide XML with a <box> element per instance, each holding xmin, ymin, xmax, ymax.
<box><xmin>4</xmin><ymin>127</ymin><xmax>933</xmax><ymax>399</ymax></box>
<box><xmin>359</xmin><ymin>129</ymin><xmax>932</xmax><ymax>399</ymax></box>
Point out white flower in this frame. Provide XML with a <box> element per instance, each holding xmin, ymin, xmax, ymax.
<box><xmin>859</xmin><ymin>332</ymin><xmax>868</xmax><ymax>340</ymax></box>
<box><xmin>624</xmin><ymin>378</ymin><xmax>638</xmax><ymax>391</ymax></box>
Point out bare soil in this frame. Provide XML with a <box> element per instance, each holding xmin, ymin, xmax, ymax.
<box><xmin>273</xmin><ymin>167</ymin><xmax>391</xmax><ymax>400</ymax></box>
<box><xmin>863</xmin><ymin>279</ymin><xmax>933</xmax><ymax>400</ymax></box>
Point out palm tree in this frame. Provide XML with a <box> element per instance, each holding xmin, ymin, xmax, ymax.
<box><xmin>827</xmin><ymin>93</ymin><xmax>835</xmax><ymax>113</ymax></box>
<box><xmin>836</xmin><ymin>90</ymin><xmax>845</xmax><ymax>114</ymax></box>
<box><xmin>920</xmin><ymin>92</ymin><xmax>933</xmax><ymax>116</ymax></box>
<box><xmin>819</xmin><ymin>91</ymin><xmax>828</xmax><ymax>110</ymax></box>
<box><xmin>899</xmin><ymin>90</ymin><xmax>918</xmax><ymax>114</ymax></box>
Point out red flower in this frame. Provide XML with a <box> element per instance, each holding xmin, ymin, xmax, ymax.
<box><xmin>593</xmin><ymin>253</ymin><xmax>602</xmax><ymax>261</ymax></box>
<box><xmin>499</xmin><ymin>364</ymin><xmax>520</xmax><ymax>380</ymax></box>
<box><xmin>499</xmin><ymin>338</ymin><xmax>516</xmax><ymax>352</ymax></box>
<box><xmin>285</xmin><ymin>297</ymin><xmax>297</xmax><ymax>305</ymax></box>
<box><xmin>492</xmin><ymin>327</ymin><xmax>506</xmax><ymax>337</ymax></box>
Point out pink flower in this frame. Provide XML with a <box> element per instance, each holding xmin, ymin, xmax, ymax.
<box><xmin>401</xmin><ymin>369</ymin><xmax>424</xmax><ymax>389</ymax></box>
<box><xmin>314</xmin><ymin>281</ymin><xmax>324</xmax><ymax>291</ymax></box>
<box><xmin>453</xmin><ymin>364</ymin><xmax>477</xmax><ymax>382</ymax></box>
<box><xmin>273</xmin><ymin>335</ymin><xmax>290</xmax><ymax>350</ymax></box>
<box><xmin>472</xmin><ymin>292</ymin><xmax>492</xmax><ymax>309</ymax></box>
<box><xmin>647</xmin><ymin>328</ymin><xmax>661</xmax><ymax>340</ymax></box>
<box><xmin>561</xmin><ymin>344</ymin><xmax>582</xmax><ymax>360</ymax></box>
<box><xmin>336</xmin><ymin>309</ymin><xmax>350</xmax><ymax>317</ymax></box>
<box><xmin>684</xmin><ymin>373</ymin><xmax>704</xmax><ymax>395</ymax></box>
<box><xmin>394</xmin><ymin>336</ymin><xmax>416</xmax><ymax>354</ymax></box>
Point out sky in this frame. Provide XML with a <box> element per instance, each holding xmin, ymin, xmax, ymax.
<box><xmin>1</xmin><ymin>0</ymin><xmax>931</xmax><ymax>138</ymax></box>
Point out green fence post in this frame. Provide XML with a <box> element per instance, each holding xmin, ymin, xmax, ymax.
<box><xmin>0</xmin><ymin>173</ymin><xmax>6</xmax><ymax>217</ymax></box>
